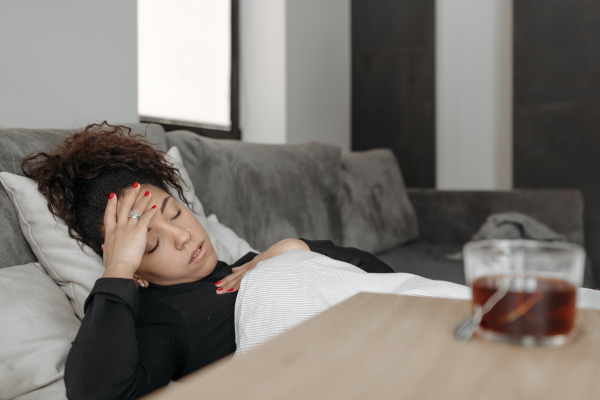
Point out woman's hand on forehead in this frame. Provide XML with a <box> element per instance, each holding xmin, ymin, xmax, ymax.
<box><xmin>101</xmin><ymin>182</ymin><xmax>158</xmax><ymax>280</ymax></box>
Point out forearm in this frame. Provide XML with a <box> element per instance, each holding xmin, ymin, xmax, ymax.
<box><xmin>299</xmin><ymin>239</ymin><xmax>394</xmax><ymax>273</ymax></box>
<box><xmin>64</xmin><ymin>279</ymin><xmax>170</xmax><ymax>399</ymax></box>
<box><xmin>255</xmin><ymin>239</ymin><xmax>309</xmax><ymax>263</ymax></box>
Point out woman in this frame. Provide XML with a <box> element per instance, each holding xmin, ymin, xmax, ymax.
<box><xmin>23</xmin><ymin>123</ymin><xmax>393</xmax><ymax>399</ymax></box>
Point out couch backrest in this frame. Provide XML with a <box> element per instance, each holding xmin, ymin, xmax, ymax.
<box><xmin>408</xmin><ymin>189</ymin><xmax>585</xmax><ymax>246</ymax></box>
<box><xmin>0</xmin><ymin>123</ymin><xmax>167</xmax><ymax>269</ymax></box>
<box><xmin>166</xmin><ymin>130</ymin><xmax>343</xmax><ymax>251</ymax></box>
<box><xmin>339</xmin><ymin>149</ymin><xmax>419</xmax><ymax>254</ymax></box>
<box><xmin>1</xmin><ymin>122</ymin><xmax>418</xmax><ymax>268</ymax></box>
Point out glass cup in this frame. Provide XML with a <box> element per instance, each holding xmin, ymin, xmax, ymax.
<box><xmin>463</xmin><ymin>240</ymin><xmax>585</xmax><ymax>347</ymax></box>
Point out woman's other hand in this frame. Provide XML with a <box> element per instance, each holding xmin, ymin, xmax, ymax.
<box><xmin>101</xmin><ymin>183</ymin><xmax>158</xmax><ymax>279</ymax></box>
<box><xmin>215</xmin><ymin>239</ymin><xmax>309</xmax><ymax>294</ymax></box>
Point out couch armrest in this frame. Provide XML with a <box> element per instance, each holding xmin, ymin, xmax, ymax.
<box><xmin>407</xmin><ymin>189</ymin><xmax>584</xmax><ymax>245</ymax></box>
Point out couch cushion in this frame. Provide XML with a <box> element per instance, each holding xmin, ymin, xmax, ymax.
<box><xmin>166</xmin><ymin>130</ymin><xmax>343</xmax><ymax>251</ymax></box>
<box><xmin>340</xmin><ymin>149</ymin><xmax>419</xmax><ymax>254</ymax></box>
<box><xmin>0</xmin><ymin>150</ymin><xmax>258</xmax><ymax>318</ymax></box>
<box><xmin>0</xmin><ymin>124</ymin><xmax>166</xmax><ymax>270</ymax></box>
<box><xmin>0</xmin><ymin>263</ymin><xmax>79</xmax><ymax>400</ymax></box>
<box><xmin>0</xmin><ymin>128</ymin><xmax>71</xmax><ymax>269</ymax></box>
<box><xmin>13</xmin><ymin>379</ymin><xmax>66</xmax><ymax>400</ymax></box>
<box><xmin>377</xmin><ymin>241</ymin><xmax>466</xmax><ymax>285</ymax></box>
<box><xmin>0</xmin><ymin>171</ymin><xmax>103</xmax><ymax>319</ymax></box>
<box><xmin>378</xmin><ymin>240</ymin><xmax>598</xmax><ymax>289</ymax></box>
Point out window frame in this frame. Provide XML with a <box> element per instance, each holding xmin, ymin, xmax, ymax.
<box><xmin>139</xmin><ymin>0</ymin><xmax>240</xmax><ymax>140</ymax></box>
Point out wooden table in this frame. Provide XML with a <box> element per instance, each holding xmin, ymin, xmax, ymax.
<box><xmin>145</xmin><ymin>293</ymin><xmax>600</xmax><ymax>400</ymax></box>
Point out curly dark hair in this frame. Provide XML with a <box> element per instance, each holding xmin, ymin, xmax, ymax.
<box><xmin>22</xmin><ymin>122</ymin><xmax>191</xmax><ymax>256</ymax></box>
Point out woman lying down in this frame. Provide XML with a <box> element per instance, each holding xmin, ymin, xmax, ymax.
<box><xmin>22</xmin><ymin>124</ymin><xmax>472</xmax><ymax>399</ymax></box>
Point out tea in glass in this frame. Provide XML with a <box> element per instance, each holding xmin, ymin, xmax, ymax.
<box><xmin>464</xmin><ymin>240</ymin><xmax>585</xmax><ymax>346</ymax></box>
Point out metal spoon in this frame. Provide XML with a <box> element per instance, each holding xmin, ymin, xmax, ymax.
<box><xmin>454</xmin><ymin>277</ymin><xmax>510</xmax><ymax>342</ymax></box>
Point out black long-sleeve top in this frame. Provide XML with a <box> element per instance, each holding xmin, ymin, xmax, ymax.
<box><xmin>64</xmin><ymin>240</ymin><xmax>393</xmax><ymax>399</ymax></box>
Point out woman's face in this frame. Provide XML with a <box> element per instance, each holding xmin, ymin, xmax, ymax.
<box><xmin>131</xmin><ymin>184</ymin><xmax>218</xmax><ymax>286</ymax></box>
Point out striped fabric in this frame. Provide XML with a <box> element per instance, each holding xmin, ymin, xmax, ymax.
<box><xmin>234</xmin><ymin>250</ymin><xmax>470</xmax><ymax>357</ymax></box>
<box><xmin>234</xmin><ymin>250</ymin><xmax>600</xmax><ymax>357</ymax></box>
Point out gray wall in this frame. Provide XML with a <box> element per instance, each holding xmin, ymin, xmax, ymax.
<box><xmin>0</xmin><ymin>0</ymin><xmax>138</xmax><ymax>129</ymax></box>
<box><xmin>239</xmin><ymin>0</ymin><xmax>287</xmax><ymax>145</ymax></box>
<box><xmin>514</xmin><ymin>0</ymin><xmax>600</xmax><ymax>283</ymax></box>
<box><xmin>286</xmin><ymin>0</ymin><xmax>351</xmax><ymax>151</ymax></box>
<box><xmin>352</xmin><ymin>0</ymin><xmax>435</xmax><ymax>187</ymax></box>
<box><xmin>436</xmin><ymin>0</ymin><xmax>513</xmax><ymax>190</ymax></box>
<box><xmin>240</xmin><ymin>0</ymin><xmax>351</xmax><ymax>151</ymax></box>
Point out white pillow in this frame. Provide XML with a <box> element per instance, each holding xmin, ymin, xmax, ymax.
<box><xmin>14</xmin><ymin>379</ymin><xmax>67</xmax><ymax>400</ymax></box>
<box><xmin>0</xmin><ymin>263</ymin><xmax>79</xmax><ymax>400</ymax></box>
<box><xmin>208</xmin><ymin>213</ymin><xmax>257</xmax><ymax>264</ymax></box>
<box><xmin>0</xmin><ymin>146</ymin><xmax>257</xmax><ymax>318</ymax></box>
<box><xmin>0</xmin><ymin>172</ymin><xmax>104</xmax><ymax>319</ymax></box>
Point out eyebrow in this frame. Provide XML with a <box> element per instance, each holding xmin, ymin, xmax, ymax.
<box><xmin>147</xmin><ymin>196</ymin><xmax>173</xmax><ymax>234</ymax></box>
<box><xmin>161</xmin><ymin>196</ymin><xmax>171</xmax><ymax>214</ymax></box>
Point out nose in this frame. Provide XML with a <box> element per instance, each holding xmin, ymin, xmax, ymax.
<box><xmin>171</xmin><ymin>226</ymin><xmax>191</xmax><ymax>251</ymax></box>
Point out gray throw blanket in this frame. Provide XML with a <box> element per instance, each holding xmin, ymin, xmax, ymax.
<box><xmin>447</xmin><ymin>212</ymin><xmax>566</xmax><ymax>260</ymax></box>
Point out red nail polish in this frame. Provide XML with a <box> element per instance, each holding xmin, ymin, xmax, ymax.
<box><xmin>132</xmin><ymin>182</ymin><xmax>139</xmax><ymax>188</ymax></box>
<box><xmin>109</xmin><ymin>192</ymin><xmax>115</xmax><ymax>200</ymax></box>
<box><xmin>151</xmin><ymin>205</ymin><xmax>156</xmax><ymax>209</ymax></box>
<box><xmin>217</xmin><ymin>288</ymin><xmax>223</xmax><ymax>292</ymax></box>
<box><xmin>101</xmin><ymin>245</ymin><xmax>104</xmax><ymax>251</ymax></box>
<box><xmin>215</xmin><ymin>281</ymin><xmax>221</xmax><ymax>286</ymax></box>
<box><xmin>144</xmin><ymin>191</ymin><xmax>149</xmax><ymax>196</ymax></box>
<box><xmin>228</xmin><ymin>288</ymin><xmax>234</xmax><ymax>292</ymax></box>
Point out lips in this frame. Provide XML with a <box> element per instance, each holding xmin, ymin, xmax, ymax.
<box><xmin>189</xmin><ymin>240</ymin><xmax>205</xmax><ymax>265</ymax></box>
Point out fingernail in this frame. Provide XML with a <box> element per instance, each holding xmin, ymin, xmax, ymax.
<box><xmin>215</xmin><ymin>281</ymin><xmax>221</xmax><ymax>286</ymax></box>
<box><xmin>101</xmin><ymin>245</ymin><xmax>104</xmax><ymax>251</ymax></box>
<box><xmin>144</xmin><ymin>191</ymin><xmax>149</xmax><ymax>196</ymax></box>
<box><xmin>109</xmin><ymin>192</ymin><xmax>115</xmax><ymax>200</ymax></box>
<box><xmin>228</xmin><ymin>288</ymin><xmax>234</xmax><ymax>292</ymax></box>
<box><xmin>217</xmin><ymin>288</ymin><xmax>223</xmax><ymax>292</ymax></box>
<box><xmin>151</xmin><ymin>205</ymin><xmax>156</xmax><ymax>209</ymax></box>
<box><xmin>132</xmin><ymin>182</ymin><xmax>139</xmax><ymax>189</ymax></box>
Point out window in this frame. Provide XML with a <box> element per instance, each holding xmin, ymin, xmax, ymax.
<box><xmin>138</xmin><ymin>0</ymin><xmax>239</xmax><ymax>139</ymax></box>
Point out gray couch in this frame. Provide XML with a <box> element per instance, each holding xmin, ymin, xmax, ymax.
<box><xmin>1</xmin><ymin>123</ymin><xmax>595</xmax><ymax>289</ymax></box>
<box><xmin>393</xmin><ymin>190</ymin><xmax>595</xmax><ymax>288</ymax></box>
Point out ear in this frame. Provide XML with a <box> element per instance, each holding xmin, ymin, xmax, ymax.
<box><xmin>133</xmin><ymin>274</ymin><xmax>150</xmax><ymax>288</ymax></box>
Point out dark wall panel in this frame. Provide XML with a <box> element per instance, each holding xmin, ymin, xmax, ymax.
<box><xmin>352</xmin><ymin>0</ymin><xmax>435</xmax><ymax>187</ymax></box>
<box><xmin>514</xmin><ymin>0</ymin><xmax>600</xmax><ymax>283</ymax></box>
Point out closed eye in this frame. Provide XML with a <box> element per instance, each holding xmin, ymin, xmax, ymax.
<box><xmin>147</xmin><ymin>209</ymin><xmax>180</xmax><ymax>254</ymax></box>
<box><xmin>148</xmin><ymin>238</ymin><xmax>159</xmax><ymax>254</ymax></box>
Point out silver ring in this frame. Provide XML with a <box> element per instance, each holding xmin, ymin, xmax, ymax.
<box><xmin>140</xmin><ymin>282</ymin><xmax>145</xmax><ymax>288</ymax></box>
<box><xmin>129</xmin><ymin>211</ymin><xmax>141</xmax><ymax>220</ymax></box>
